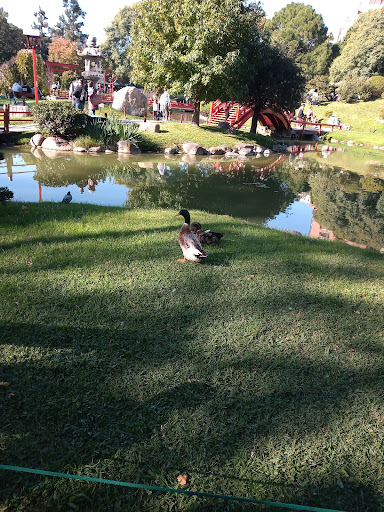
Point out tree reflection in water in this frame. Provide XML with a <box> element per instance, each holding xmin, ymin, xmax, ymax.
<box><xmin>7</xmin><ymin>148</ymin><xmax>384</xmax><ymax>251</ymax></box>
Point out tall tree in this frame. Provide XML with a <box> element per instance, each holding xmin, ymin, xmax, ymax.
<box><xmin>265</xmin><ymin>2</ymin><xmax>337</xmax><ymax>80</ymax></box>
<box><xmin>0</xmin><ymin>9</ymin><xmax>25</xmax><ymax>65</ymax></box>
<box><xmin>48</xmin><ymin>37</ymin><xmax>81</xmax><ymax>65</ymax></box>
<box><xmin>231</xmin><ymin>42</ymin><xmax>305</xmax><ymax>133</ymax></box>
<box><xmin>129</xmin><ymin>0</ymin><xmax>264</xmax><ymax>125</ymax></box>
<box><xmin>101</xmin><ymin>5</ymin><xmax>138</xmax><ymax>83</ymax></box>
<box><xmin>32</xmin><ymin>6</ymin><xmax>51</xmax><ymax>61</ymax></box>
<box><xmin>329</xmin><ymin>7</ymin><xmax>384</xmax><ymax>83</ymax></box>
<box><xmin>51</xmin><ymin>0</ymin><xmax>87</xmax><ymax>47</ymax></box>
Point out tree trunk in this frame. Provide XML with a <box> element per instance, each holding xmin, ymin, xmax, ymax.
<box><xmin>250</xmin><ymin>108</ymin><xmax>260</xmax><ymax>134</ymax></box>
<box><xmin>192</xmin><ymin>90</ymin><xmax>201</xmax><ymax>126</ymax></box>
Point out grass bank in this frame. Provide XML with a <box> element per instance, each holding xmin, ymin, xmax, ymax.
<box><xmin>1</xmin><ymin>203</ymin><xmax>383</xmax><ymax>512</ymax></box>
<box><xmin>311</xmin><ymin>98</ymin><xmax>384</xmax><ymax>147</ymax></box>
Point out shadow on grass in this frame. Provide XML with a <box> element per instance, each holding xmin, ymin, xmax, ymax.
<box><xmin>1</xmin><ymin>210</ymin><xmax>384</xmax><ymax>511</ymax></box>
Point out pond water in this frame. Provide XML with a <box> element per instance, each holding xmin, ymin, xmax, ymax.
<box><xmin>1</xmin><ymin>145</ymin><xmax>384</xmax><ymax>251</ymax></box>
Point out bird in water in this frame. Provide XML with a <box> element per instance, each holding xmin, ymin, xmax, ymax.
<box><xmin>190</xmin><ymin>222</ymin><xmax>224</xmax><ymax>245</ymax></box>
<box><xmin>177</xmin><ymin>209</ymin><xmax>207</xmax><ymax>263</ymax></box>
<box><xmin>62</xmin><ymin>191</ymin><xmax>72</xmax><ymax>203</ymax></box>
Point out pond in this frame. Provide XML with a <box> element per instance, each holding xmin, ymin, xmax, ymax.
<box><xmin>1</xmin><ymin>145</ymin><xmax>384</xmax><ymax>252</ymax></box>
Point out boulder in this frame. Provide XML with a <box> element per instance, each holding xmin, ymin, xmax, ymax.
<box><xmin>238</xmin><ymin>148</ymin><xmax>255</xmax><ymax>156</ymax></box>
<box><xmin>139</xmin><ymin>122</ymin><xmax>160</xmax><ymax>133</ymax></box>
<box><xmin>182</xmin><ymin>142</ymin><xmax>209</xmax><ymax>155</ymax></box>
<box><xmin>217</xmin><ymin>145</ymin><xmax>233</xmax><ymax>153</ymax></box>
<box><xmin>30</xmin><ymin>133</ymin><xmax>45</xmax><ymax>147</ymax></box>
<box><xmin>164</xmin><ymin>147</ymin><xmax>177</xmax><ymax>154</ymax></box>
<box><xmin>255</xmin><ymin>145</ymin><xmax>265</xmax><ymax>153</ymax></box>
<box><xmin>88</xmin><ymin>146</ymin><xmax>103</xmax><ymax>152</ymax></box>
<box><xmin>234</xmin><ymin>143</ymin><xmax>255</xmax><ymax>151</ymax></box>
<box><xmin>112</xmin><ymin>86</ymin><xmax>147</xmax><ymax>116</ymax></box>
<box><xmin>208</xmin><ymin>147</ymin><xmax>226</xmax><ymax>155</ymax></box>
<box><xmin>73</xmin><ymin>146</ymin><xmax>87</xmax><ymax>152</ymax></box>
<box><xmin>117</xmin><ymin>140</ymin><xmax>141</xmax><ymax>154</ymax></box>
<box><xmin>41</xmin><ymin>137</ymin><xmax>73</xmax><ymax>151</ymax></box>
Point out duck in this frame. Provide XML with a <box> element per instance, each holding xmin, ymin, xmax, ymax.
<box><xmin>177</xmin><ymin>209</ymin><xmax>207</xmax><ymax>263</ymax></box>
<box><xmin>190</xmin><ymin>222</ymin><xmax>224</xmax><ymax>245</ymax></box>
<box><xmin>62</xmin><ymin>191</ymin><xmax>72</xmax><ymax>203</ymax></box>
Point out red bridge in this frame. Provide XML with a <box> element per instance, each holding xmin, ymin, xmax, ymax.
<box><xmin>207</xmin><ymin>100</ymin><xmax>290</xmax><ymax>132</ymax></box>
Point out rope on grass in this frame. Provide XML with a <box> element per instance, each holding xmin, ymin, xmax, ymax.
<box><xmin>0</xmin><ymin>464</ymin><xmax>349</xmax><ymax>512</ymax></box>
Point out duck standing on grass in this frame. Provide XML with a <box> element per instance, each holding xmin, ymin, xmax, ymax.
<box><xmin>62</xmin><ymin>191</ymin><xmax>72</xmax><ymax>203</ymax></box>
<box><xmin>177</xmin><ymin>209</ymin><xmax>207</xmax><ymax>263</ymax></box>
<box><xmin>190</xmin><ymin>222</ymin><xmax>224</xmax><ymax>245</ymax></box>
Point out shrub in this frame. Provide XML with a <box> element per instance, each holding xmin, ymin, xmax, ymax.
<box><xmin>84</xmin><ymin>116</ymin><xmax>141</xmax><ymax>147</ymax></box>
<box><xmin>368</xmin><ymin>76</ymin><xmax>384</xmax><ymax>98</ymax></box>
<box><xmin>32</xmin><ymin>101</ymin><xmax>87</xmax><ymax>138</ymax></box>
<box><xmin>73</xmin><ymin>135</ymin><xmax>101</xmax><ymax>149</ymax></box>
<box><xmin>0</xmin><ymin>187</ymin><xmax>14</xmax><ymax>203</ymax></box>
<box><xmin>337</xmin><ymin>76</ymin><xmax>376</xmax><ymax>102</ymax></box>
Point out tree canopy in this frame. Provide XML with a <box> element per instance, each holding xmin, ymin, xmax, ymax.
<box><xmin>101</xmin><ymin>5</ymin><xmax>138</xmax><ymax>83</ymax></box>
<box><xmin>232</xmin><ymin>42</ymin><xmax>305</xmax><ymax>132</ymax></box>
<box><xmin>51</xmin><ymin>0</ymin><xmax>87</xmax><ymax>47</ymax></box>
<box><xmin>329</xmin><ymin>7</ymin><xmax>384</xmax><ymax>83</ymax></box>
<box><xmin>32</xmin><ymin>6</ymin><xmax>51</xmax><ymax>61</ymax></box>
<box><xmin>0</xmin><ymin>9</ymin><xmax>25</xmax><ymax>65</ymax></box>
<box><xmin>265</xmin><ymin>2</ymin><xmax>337</xmax><ymax>80</ymax></box>
<box><xmin>48</xmin><ymin>37</ymin><xmax>81</xmax><ymax>66</ymax></box>
<box><xmin>129</xmin><ymin>0</ymin><xmax>264</xmax><ymax>124</ymax></box>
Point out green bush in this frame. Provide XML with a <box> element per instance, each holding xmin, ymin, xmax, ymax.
<box><xmin>337</xmin><ymin>75</ymin><xmax>376</xmax><ymax>102</ymax></box>
<box><xmin>32</xmin><ymin>101</ymin><xmax>87</xmax><ymax>138</ymax></box>
<box><xmin>73</xmin><ymin>135</ymin><xmax>101</xmax><ymax>149</ymax></box>
<box><xmin>368</xmin><ymin>76</ymin><xmax>384</xmax><ymax>98</ymax></box>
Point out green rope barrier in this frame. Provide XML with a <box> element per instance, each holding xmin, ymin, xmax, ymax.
<box><xmin>0</xmin><ymin>464</ymin><xmax>349</xmax><ymax>512</ymax></box>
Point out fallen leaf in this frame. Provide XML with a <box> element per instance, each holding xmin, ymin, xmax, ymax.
<box><xmin>177</xmin><ymin>474</ymin><xmax>188</xmax><ymax>486</ymax></box>
<box><xmin>8</xmin><ymin>393</ymin><xmax>15</xmax><ymax>399</ymax></box>
<box><xmin>354</xmin><ymin>311</ymin><xmax>361</xmax><ymax>315</ymax></box>
<box><xmin>0</xmin><ymin>381</ymin><xmax>10</xmax><ymax>387</ymax></box>
<box><xmin>21</xmin><ymin>205</ymin><xmax>28</xmax><ymax>211</ymax></box>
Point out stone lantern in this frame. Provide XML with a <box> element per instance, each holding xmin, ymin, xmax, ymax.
<box><xmin>79</xmin><ymin>36</ymin><xmax>104</xmax><ymax>85</ymax></box>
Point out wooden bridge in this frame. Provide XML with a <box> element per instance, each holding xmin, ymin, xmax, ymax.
<box><xmin>207</xmin><ymin>100</ymin><xmax>290</xmax><ymax>132</ymax></box>
<box><xmin>207</xmin><ymin>100</ymin><xmax>344</xmax><ymax>136</ymax></box>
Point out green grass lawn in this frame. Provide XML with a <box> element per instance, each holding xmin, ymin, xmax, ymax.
<box><xmin>1</xmin><ymin>203</ymin><xmax>383</xmax><ymax>511</ymax></box>
<box><xmin>311</xmin><ymin>99</ymin><xmax>384</xmax><ymax>147</ymax></box>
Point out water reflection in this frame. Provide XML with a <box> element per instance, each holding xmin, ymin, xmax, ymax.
<box><xmin>0</xmin><ymin>147</ymin><xmax>383</xmax><ymax>251</ymax></box>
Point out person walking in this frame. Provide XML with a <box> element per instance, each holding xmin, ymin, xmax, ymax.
<box><xmin>159</xmin><ymin>86</ymin><xmax>171</xmax><ymax>121</ymax></box>
<box><xmin>71</xmin><ymin>78</ymin><xmax>87</xmax><ymax>111</ymax></box>
<box><xmin>88</xmin><ymin>81</ymin><xmax>101</xmax><ymax>115</ymax></box>
<box><xmin>152</xmin><ymin>96</ymin><xmax>160</xmax><ymax>120</ymax></box>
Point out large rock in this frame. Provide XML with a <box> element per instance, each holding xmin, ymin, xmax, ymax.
<box><xmin>182</xmin><ymin>142</ymin><xmax>209</xmax><ymax>155</ymax></box>
<box><xmin>30</xmin><ymin>133</ymin><xmax>45</xmax><ymax>147</ymax></box>
<box><xmin>112</xmin><ymin>86</ymin><xmax>147</xmax><ymax>116</ymax></box>
<box><xmin>208</xmin><ymin>147</ymin><xmax>226</xmax><ymax>155</ymax></box>
<box><xmin>234</xmin><ymin>143</ymin><xmax>255</xmax><ymax>151</ymax></box>
<box><xmin>41</xmin><ymin>137</ymin><xmax>73</xmax><ymax>151</ymax></box>
<box><xmin>117</xmin><ymin>140</ymin><xmax>141</xmax><ymax>154</ymax></box>
<box><xmin>139</xmin><ymin>122</ymin><xmax>160</xmax><ymax>133</ymax></box>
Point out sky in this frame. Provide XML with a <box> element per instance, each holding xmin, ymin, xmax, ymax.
<box><xmin>2</xmin><ymin>0</ymin><xmax>363</xmax><ymax>45</ymax></box>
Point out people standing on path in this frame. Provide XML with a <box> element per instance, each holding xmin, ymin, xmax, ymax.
<box><xmin>88</xmin><ymin>81</ymin><xmax>101</xmax><ymax>115</ymax></box>
<box><xmin>159</xmin><ymin>86</ymin><xmax>171</xmax><ymax>121</ymax></box>
<box><xmin>152</xmin><ymin>97</ymin><xmax>160</xmax><ymax>120</ymax></box>
<box><xmin>69</xmin><ymin>78</ymin><xmax>87</xmax><ymax>110</ymax></box>
<box><xmin>8</xmin><ymin>85</ymin><xmax>16</xmax><ymax>104</ymax></box>
<box><xmin>297</xmin><ymin>103</ymin><xmax>305</xmax><ymax>121</ymax></box>
<box><xmin>307</xmin><ymin>105</ymin><xmax>314</xmax><ymax>122</ymax></box>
